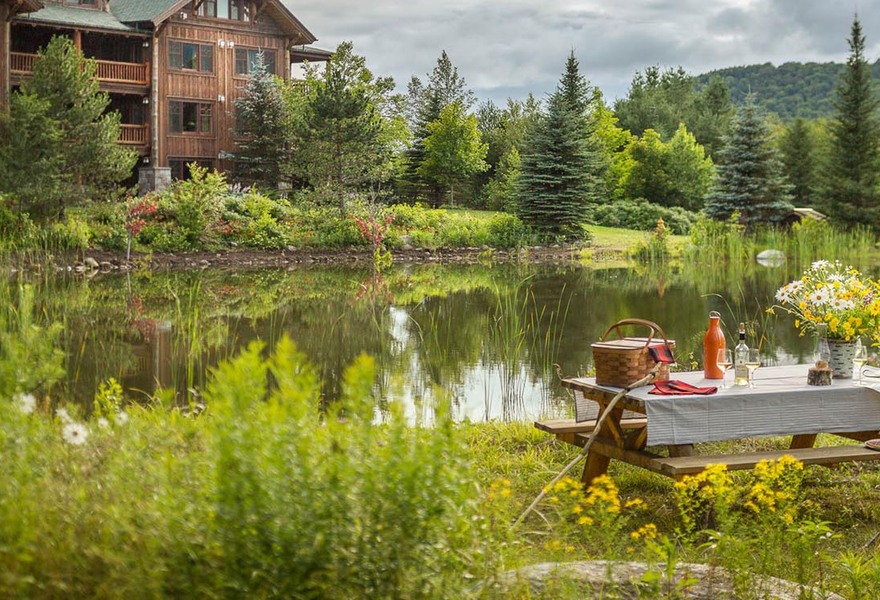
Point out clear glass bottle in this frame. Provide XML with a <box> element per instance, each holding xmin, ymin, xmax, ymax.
<box><xmin>815</xmin><ymin>323</ymin><xmax>831</xmax><ymax>364</ymax></box>
<box><xmin>734</xmin><ymin>322</ymin><xmax>750</xmax><ymax>386</ymax></box>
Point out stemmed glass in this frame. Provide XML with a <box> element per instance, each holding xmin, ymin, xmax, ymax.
<box><xmin>745</xmin><ymin>349</ymin><xmax>761</xmax><ymax>388</ymax></box>
<box><xmin>853</xmin><ymin>337</ymin><xmax>868</xmax><ymax>386</ymax></box>
<box><xmin>716</xmin><ymin>348</ymin><xmax>733</xmax><ymax>389</ymax></box>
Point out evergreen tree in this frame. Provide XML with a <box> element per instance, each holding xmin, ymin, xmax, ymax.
<box><xmin>705</xmin><ymin>96</ymin><xmax>793</xmax><ymax>226</ymax></box>
<box><xmin>233</xmin><ymin>54</ymin><xmax>292</xmax><ymax>190</ymax></box>
<box><xmin>399</xmin><ymin>51</ymin><xmax>475</xmax><ymax>205</ymax></box>
<box><xmin>0</xmin><ymin>36</ymin><xmax>135</xmax><ymax>219</ymax></box>
<box><xmin>485</xmin><ymin>146</ymin><xmax>521</xmax><ymax>212</ymax></box>
<box><xmin>825</xmin><ymin>15</ymin><xmax>880</xmax><ymax>228</ymax></box>
<box><xmin>292</xmin><ymin>42</ymin><xmax>399</xmax><ymax>214</ymax></box>
<box><xmin>779</xmin><ymin>117</ymin><xmax>818</xmax><ymax>207</ymax></box>
<box><xmin>517</xmin><ymin>52</ymin><xmax>607</xmax><ymax>239</ymax></box>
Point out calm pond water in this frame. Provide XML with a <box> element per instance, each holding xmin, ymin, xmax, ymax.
<box><xmin>15</xmin><ymin>260</ymin><xmax>817</xmax><ymax>421</ymax></box>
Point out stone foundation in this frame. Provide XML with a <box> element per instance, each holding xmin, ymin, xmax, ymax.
<box><xmin>138</xmin><ymin>167</ymin><xmax>172</xmax><ymax>195</ymax></box>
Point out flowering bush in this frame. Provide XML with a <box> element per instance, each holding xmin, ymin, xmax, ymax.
<box><xmin>771</xmin><ymin>260</ymin><xmax>880</xmax><ymax>341</ymax></box>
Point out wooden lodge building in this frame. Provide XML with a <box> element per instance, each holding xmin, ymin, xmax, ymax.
<box><xmin>0</xmin><ymin>0</ymin><xmax>331</xmax><ymax>192</ymax></box>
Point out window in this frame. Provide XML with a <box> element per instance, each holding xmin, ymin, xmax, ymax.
<box><xmin>65</xmin><ymin>0</ymin><xmax>98</xmax><ymax>6</ymax></box>
<box><xmin>230</xmin><ymin>0</ymin><xmax>250</xmax><ymax>21</ymax></box>
<box><xmin>234</xmin><ymin>48</ymin><xmax>276</xmax><ymax>76</ymax></box>
<box><xmin>168</xmin><ymin>41</ymin><xmax>213</xmax><ymax>73</ymax></box>
<box><xmin>169</xmin><ymin>101</ymin><xmax>213</xmax><ymax>135</ymax></box>
<box><xmin>196</xmin><ymin>0</ymin><xmax>216</xmax><ymax>17</ymax></box>
<box><xmin>169</xmin><ymin>159</ymin><xmax>214</xmax><ymax>180</ymax></box>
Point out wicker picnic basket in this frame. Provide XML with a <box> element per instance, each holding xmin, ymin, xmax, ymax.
<box><xmin>591</xmin><ymin>319</ymin><xmax>675</xmax><ymax>387</ymax></box>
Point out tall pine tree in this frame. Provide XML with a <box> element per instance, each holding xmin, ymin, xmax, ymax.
<box><xmin>779</xmin><ymin>118</ymin><xmax>818</xmax><ymax>207</ymax></box>
<box><xmin>516</xmin><ymin>52</ymin><xmax>606</xmax><ymax>239</ymax></box>
<box><xmin>705</xmin><ymin>96</ymin><xmax>793</xmax><ymax>227</ymax></box>
<box><xmin>825</xmin><ymin>15</ymin><xmax>880</xmax><ymax>228</ymax></box>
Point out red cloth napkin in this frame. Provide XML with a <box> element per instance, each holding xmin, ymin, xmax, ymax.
<box><xmin>648</xmin><ymin>344</ymin><xmax>676</xmax><ymax>364</ymax></box>
<box><xmin>650</xmin><ymin>380</ymin><xmax>717</xmax><ymax>395</ymax></box>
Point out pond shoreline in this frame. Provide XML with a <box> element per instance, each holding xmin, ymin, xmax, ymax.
<box><xmin>58</xmin><ymin>244</ymin><xmax>626</xmax><ymax>271</ymax></box>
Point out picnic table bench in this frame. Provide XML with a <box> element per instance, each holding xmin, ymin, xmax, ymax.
<box><xmin>537</xmin><ymin>365</ymin><xmax>880</xmax><ymax>483</ymax></box>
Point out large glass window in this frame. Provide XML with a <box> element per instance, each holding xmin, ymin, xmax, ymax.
<box><xmin>169</xmin><ymin>101</ymin><xmax>213</xmax><ymax>134</ymax></box>
<box><xmin>169</xmin><ymin>159</ymin><xmax>214</xmax><ymax>180</ymax></box>
<box><xmin>169</xmin><ymin>41</ymin><xmax>213</xmax><ymax>73</ymax></box>
<box><xmin>66</xmin><ymin>0</ymin><xmax>98</xmax><ymax>7</ymax></box>
<box><xmin>234</xmin><ymin>48</ymin><xmax>276</xmax><ymax>76</ymax></box>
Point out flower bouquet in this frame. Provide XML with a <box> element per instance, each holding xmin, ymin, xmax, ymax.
<box><xmin>770</xmin><ymin>260</ymin><xmax>880</xmax><ymax>342</ymax></box>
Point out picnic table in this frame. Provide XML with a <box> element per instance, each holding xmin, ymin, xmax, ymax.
<box><xmin>538</xmin><ymin>364</ymin><xmax>880</xmax><ymax>484</ymax></box>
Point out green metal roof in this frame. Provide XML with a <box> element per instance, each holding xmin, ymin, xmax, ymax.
<box><xmin>14</xmin><ymin>4</ymin><xmax>141</xmax><ymax>32</ymax></box>
<box><xmin>110</xmin><ymin>0</ymin><xmax>183</xmax><ymax>24</ymax></box>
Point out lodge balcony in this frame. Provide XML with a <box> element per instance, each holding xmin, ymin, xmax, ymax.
<box><xmin>119</xmin><ymin>124</ymin><xmax>150</xmax><ymax>154</ymax></box>
<box><xmin>10</xmin><ymin>52</ymin><xmax>149</xmax><ymax>91</ymax></box>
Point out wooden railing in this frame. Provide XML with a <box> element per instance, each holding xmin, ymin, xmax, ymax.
<box><xmin>118</xmin><ymin>124</ymin><xmax>149</xmax><ymax>145</ymax></box>
<box><xmin>10</xmin><ymin>52</ymin><xmax>149</xmax><ymax>86</ymax></box>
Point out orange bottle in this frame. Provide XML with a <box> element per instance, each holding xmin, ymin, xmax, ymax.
<box><xmin>703</xmin><ymin>311</ymin><xmax>725</xmax><ymax>379</ymax></box>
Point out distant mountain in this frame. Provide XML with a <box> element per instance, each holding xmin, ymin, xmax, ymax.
<box><xmin>695</xmin><ymin>61</ymin><xmax>880</xmax><ymax>120</ymax></box>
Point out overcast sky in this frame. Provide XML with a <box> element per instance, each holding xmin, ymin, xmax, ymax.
<box><xmin>288</xmin><ymin>1</ymin><xmax>880</xmax><ymax>105</ymax></box>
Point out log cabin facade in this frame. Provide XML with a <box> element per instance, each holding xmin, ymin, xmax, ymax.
<box><xmin>0</xmin><ymin>0</ymin><xmax>330</xmax><ymax>192</ymax></box>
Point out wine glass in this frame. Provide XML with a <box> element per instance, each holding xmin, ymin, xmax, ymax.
<box><xmin>853</xmin><ymin>337</ymin><xmax>868</xmax><ymax>386</ymax></box>
<box><xmin>745</xmin><ymin>349</ymin><xmax>761</xmax><ymax>388</ymax></box>
<box><xmin>716</xmin><ymin>348</ymin><xmax>733</xmax><ymax>389</ymax></box>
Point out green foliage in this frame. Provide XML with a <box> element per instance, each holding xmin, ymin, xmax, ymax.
<box><xmin>418</xmin><ymin>101</ymin><xmax>489</xmax><ymax>205</ymax></box>
<box><xmin>292</xmin><ymin>42</ymin><xmax>402</xmax><ymax>215</ymax></box>
<box><xmin>824</xmin><ymin>16</ymin><xmax>880</xmax><ymax>229</ymax></box>
<box><xmin>232</xmin><ymin>54</ymin><xmax>293</xmax><ymax>190</ymax></box>
<box><xmin>696</xmin><ymin>60</ymin><xmax>880</xmax><ymax>120</ymax></box>
<box><xmin>484</xmin><ymin>146</ymin><xmax>522</xmax><ymax>212</ymax></box>
<box><xmin>400</xmin><ymin>50</ymin><xmax>476</xmax><ymax>205</ymax></box>
<box><xmin>705</xmin><ymin>96</ymin><xmax>794</xmax><ymax>226</ymax></box>
<box><xmin>154</xmin><ymin>165</ymin><xmax>227</xmax><ymax>251</ymax></box>
<box><xmin>0</xmin><ymin>36</ymin><xmax>136</xmax><ymax>219</ymax></box>
<box><xmin>590</xmin><ymin>200</ymin><xmax>699</xmax><ymax>235</ymax></box>
<box><xmin>615</xmin><ymin>66</ymin><xmax>734</xmax><ymax>157</ymax></box>
<box><xmin>0</xmin><ymin>338</ymin><xmax>490</xmax><ymax>598</ymax></box>
<box><xmin>517</xmin><ymin>52</ymin><xmax>607</xmax><ymax>240</ymax></box>
<box><xmin>0</xmin><ymin>285</ymin><xmax>65</xmax><ymax>399</ymax></box>
<box><xmin>778</xmin><ymin>117</ymin><xmax>821</xmax><ymax>207</ymax></box>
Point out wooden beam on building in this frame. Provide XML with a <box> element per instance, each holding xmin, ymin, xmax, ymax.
<box><xmin>0</xmin><ymin>4</ymin><xmax>9</xmax><ymax>113</ymax></box>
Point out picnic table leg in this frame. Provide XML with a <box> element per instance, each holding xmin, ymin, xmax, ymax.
<box><xmin>581</xmin><ymin>404</ymin><xmax>624</xmax><ymax>485</ymax></box>
<box><xmin>790</xmin><ymin>434</ymin><xmax>817</xmax><ymax>449</ymax></box>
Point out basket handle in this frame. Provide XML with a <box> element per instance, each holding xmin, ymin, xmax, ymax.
<box><xmin>600</xmin><ymin>318</ymin><xmax>671</xmax><ymax>348</ymax></box>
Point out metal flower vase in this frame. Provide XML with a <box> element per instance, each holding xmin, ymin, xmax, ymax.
<box><xmin>827</xmin><ymin>339</ymin><xmax>856</xmax><ymax>379</ymax></box>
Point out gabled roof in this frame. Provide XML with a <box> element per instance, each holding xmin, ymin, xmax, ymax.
<box><xmin>14</xmin><ymin>3</ymin><xmax>141</xmax><ymax>33</ymax></box>
<box><xmin>110</xmin><ymin>0</ymin><xmax>181</xmax><ymax>24</ymax></box>
<box><xmin>110</xmin><ymin>0</ymin><xmax>317</xmax><ymax>44</ymax></box>
<box><xmin>4</xmin><ymin>0</ymin><xmax>45</xmax><ymax>16</ymax></box>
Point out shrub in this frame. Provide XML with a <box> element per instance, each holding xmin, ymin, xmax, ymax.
<box><xmin>590</xmin><ymin>199</ymin><xmax>698</xmax><ymax>235</ymax></box>
<box><xmin>485</xmin><ymin>212</ymin><xmax>528</xmax><ymax>248</ymax></box>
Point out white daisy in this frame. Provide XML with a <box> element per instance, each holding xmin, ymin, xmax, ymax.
<box><xmin>115</xmin><ymin>411</ymin><xmax>129</xmax><ymax>426</ymax></box>
<box><xmin>809</xmin><ymin>288</ymin><xmax>831</xmax><ymax>306</ymax></box>
<box><xmin>830</xmin><ymin>297</ymin><xmax>855</xmax><ymax>311</ymax></box>
<box><xmin>97</xmin><ymin>417</ymin><xmax>110</xmax><ymax>429</ymax></box>
<box><xmin>812</xmin><ymin>260</ymin><xmax>831</xmax><ymax>270</ymax></box>
<box><xmin>16</xmin><ymin>393</ymin><xmax>36</xmax><ymax>415</ymax></box>
<box><xmin>61</xmin><ymin>422</ymin><xmax>89</xmax><ymax>446</ymax></box>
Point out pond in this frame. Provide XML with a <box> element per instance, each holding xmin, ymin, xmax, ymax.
<box><xmin>11</xmin><ymin>260</ymin><xmax>818</xmax><ymax>421</ymax></box>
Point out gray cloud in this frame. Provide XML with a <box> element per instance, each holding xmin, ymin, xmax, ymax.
<box><xmin>286</xmin><ymin>0</ymin><xmax>879</xmax><ymax>103</ymax></box>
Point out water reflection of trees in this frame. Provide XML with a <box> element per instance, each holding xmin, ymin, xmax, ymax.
<box><xmin>5</xmin><ymin>259</ymin><xmax>817</xmax><ymax>420</ymax></box>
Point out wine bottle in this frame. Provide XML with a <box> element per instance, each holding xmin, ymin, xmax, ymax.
<box><xmin>734</xmin><ymin>322</ymin><xmax>749</xmax><ymax>387</ymax></box>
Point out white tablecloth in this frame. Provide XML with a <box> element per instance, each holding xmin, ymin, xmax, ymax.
<box><xmin>627</xmin><ymin>365</ymin><xmax>880</xmax><ymax>446</ymax></box>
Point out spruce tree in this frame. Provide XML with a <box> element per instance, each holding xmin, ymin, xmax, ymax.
<box><xmin>516</xmin><ymin>52</ymin><xmax>606</xmax><ymax>239</ymax></box>
<box><xmin>233</xmin><ymin>54</ymin><xmax>292</xmax><ymax>190</ymax></box>
<box><xmin>779</xmin><ymin>118</ymin><xmax>817</xmax><ymax>207</ymax></box>
<box><xmin>705</xmin><ymin>96</ymin><xmax>793</xmax><ymax>227</ymax></box>
<box><xmin>4</xmin><ymin>36</ymin><xmax>135</xmax><ymax>218</ymax></box>
<box><xmin>825</xmin><ymin>15</ymin><xmax>880</xmax><ymax>228</ymax></box>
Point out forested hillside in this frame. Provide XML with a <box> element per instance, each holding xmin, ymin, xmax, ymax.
<box><xmin>696</xmin><ymin>61</ymin><xmax>880</xmax><ymax>120</ymax></box>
